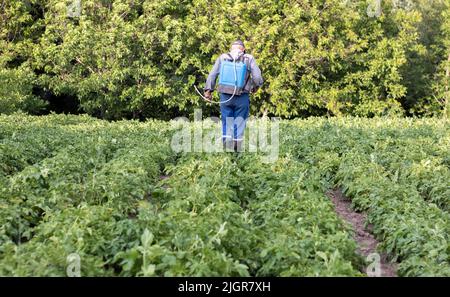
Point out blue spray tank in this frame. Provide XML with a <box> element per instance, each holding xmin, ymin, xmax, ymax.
<box><xmin>194</xmin><ymin>52</ymin><xmax>250</xmax><ymax>104</ymax></box>
<box><xmin>215</xmin><ymin>53</ymin><xmax>250</xmax><ymax>103</ymax></box>
<box><xmin>218</xmin><ymin>60</ymin><xmax>247</xmax><ymax>90</ymax></box>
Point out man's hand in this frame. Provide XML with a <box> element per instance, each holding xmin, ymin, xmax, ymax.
<box><xmin>251</xmin><ymin>86</ymin><xmax>260</xmax><ymax>93</ymax></box>
<box><xmin>204</xmin><ymin>90</ymin><xmax>212</xmax><ymax>100</ymax></box>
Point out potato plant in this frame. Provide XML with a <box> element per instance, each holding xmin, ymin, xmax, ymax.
<box><xmin>0</xmin><ymin>114</ymin><xmax>448</xmax><ymax>276</ymax></box>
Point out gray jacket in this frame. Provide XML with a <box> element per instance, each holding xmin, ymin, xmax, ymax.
<box><xmin>204</xmin><ymin>53</ymin><xmax>263</xmax><ymax>93</ymax></box>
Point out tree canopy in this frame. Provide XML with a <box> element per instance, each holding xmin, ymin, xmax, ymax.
<box><xmin>1</xmin><ymin>0</ymin><xmax>449</xmax><ymax>119</ymax></box>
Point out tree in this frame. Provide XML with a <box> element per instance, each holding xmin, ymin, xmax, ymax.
<box><xmin>431</xmin><ymin>2</ymin><xmax>450</xmax><ymax>118</ymax></box>
<box><xmin>1</xmin><ymin>0</ymin><xmax>449</xmax><ymax>119</ymax></box>
<box><xmin>0</xmin><ymin>0</ymin><xmax>47</xmax><ymax>114</ymax></box>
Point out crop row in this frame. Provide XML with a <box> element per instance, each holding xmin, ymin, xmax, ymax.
<box><xmin>0</xmin><ymin>120</ymin><xmax>175</xmax><ymax>258</ymax></box>
<box><xmin>336</xmin><ymin>150</ymin><xmax>449</xmax><ymax>276</ymax></box>
<box><xmin>109</xmin><ymin>150</ymin><xmax>363</xmax><ymax>276</ymax></box>
<box><xmin>280</xmin><ymin>118</ymin><xmax>450</xmax><ymax>276</ymax></box>
<box><xmin>0</xmin><ymin>114</ymin><xmax>448</xmax><ymax>276</ymax></box>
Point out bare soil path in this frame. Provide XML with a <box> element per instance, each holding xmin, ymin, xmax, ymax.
<box><xmin>327</xmin><ymin>188</ymin><xmax>397</xmax><ymax>277</ymax></box>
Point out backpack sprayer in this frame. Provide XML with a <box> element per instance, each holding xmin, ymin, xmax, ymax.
<box><xmin>194</xmin><ymin>52</ymin><xmax>249</xmax><ymax>104</ymax></box>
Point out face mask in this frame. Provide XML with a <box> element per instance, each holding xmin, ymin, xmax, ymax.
<box><xmin>230</xmin><ymin>48</ymin><xmax>244</xmax><ymax>60</ymax></box>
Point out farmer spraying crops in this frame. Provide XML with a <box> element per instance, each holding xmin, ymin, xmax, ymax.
<box><xmin>203</xmin><ymin>40</ymin><xmax>263</xmax><ymax>152</ymax></box>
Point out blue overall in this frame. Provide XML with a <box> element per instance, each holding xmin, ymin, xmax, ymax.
<box><xmin>220</xmin><ymin>92</ymin><xmax>250</xmax><ymax>142</ymax></box>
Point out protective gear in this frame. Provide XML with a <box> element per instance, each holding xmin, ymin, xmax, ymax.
<box><xmin>229</xmin><ymin>48</ymin><xmax>244</xmax><ymax>60</ymax></box>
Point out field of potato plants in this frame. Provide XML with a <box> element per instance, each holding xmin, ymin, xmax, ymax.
<box><xmin>0</xmin><ymin>114</ymin><xmax>448</xmax><ymax>276</ymax></box>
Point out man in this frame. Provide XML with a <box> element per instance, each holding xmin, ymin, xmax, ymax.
<box><xmin>204</xmin><ymin>40</ymin><xmax>263</xmax><ymax>152</ymax></box>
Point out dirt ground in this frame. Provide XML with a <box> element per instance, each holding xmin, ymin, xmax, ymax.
<box><xmin>327</xmin><ymin>188</ymin><xmax>397</xmax><ymax>277</ymax></box>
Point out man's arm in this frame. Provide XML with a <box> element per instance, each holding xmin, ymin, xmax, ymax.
<box><xmin>250</xmin><ymin>57</ymin><xmax>263</xmax><ymax>91</ymax></box>
<box><xmin>204</xmin><ymin>57</ymin><xmax>221</xmax><ymax>92</ymax></box>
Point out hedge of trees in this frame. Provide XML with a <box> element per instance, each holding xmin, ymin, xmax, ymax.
<box><xmin>1</xmin><ymin>0</ymin><xmax>449</xmax><ymax>119</ymax></box>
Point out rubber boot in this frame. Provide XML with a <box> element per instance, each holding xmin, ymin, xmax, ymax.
<box><xmin>234</xmin><ymin>140</ymin><xmax>244</xmax><ymax>152</ymax></box>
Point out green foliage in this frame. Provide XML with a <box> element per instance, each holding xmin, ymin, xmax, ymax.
<box><xmin>282</xmin><ymin>117</ymin><xmax>450</xmax><ymax>276</ymax></box>
<box><xmin>0</xmin><ymin>66</ymin><xmax>47</xmax><ymax>114</ymax></box>
<box><xmin>1</xmin><ymin>0</ymin><xmax>449</xmax><ymax>118</ymax></box>
<box><xmin>431</xmin><ymin>2</ymin><xmax>450</xmax><ymax>118</ymax></box>
<box><xmin>0</xmin><ymin>113</ymin><xmax>448</xmax><ymax>276</ymax></box>
<box><xmin>0</xmin><ymin>0</ymin><xmax>47</xmax><ymax>114</ymax></box>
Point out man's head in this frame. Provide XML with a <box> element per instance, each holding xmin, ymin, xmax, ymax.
<box><xmin>231</xmin><ymin>40</ymin><xmax>245</xmax><ymax>52</ymax></box>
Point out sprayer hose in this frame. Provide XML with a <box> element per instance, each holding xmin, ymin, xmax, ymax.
<box><xmin>195</xmin><ymin>54</ymin><xmax>240</xmax><ymax>104</ymax></box>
